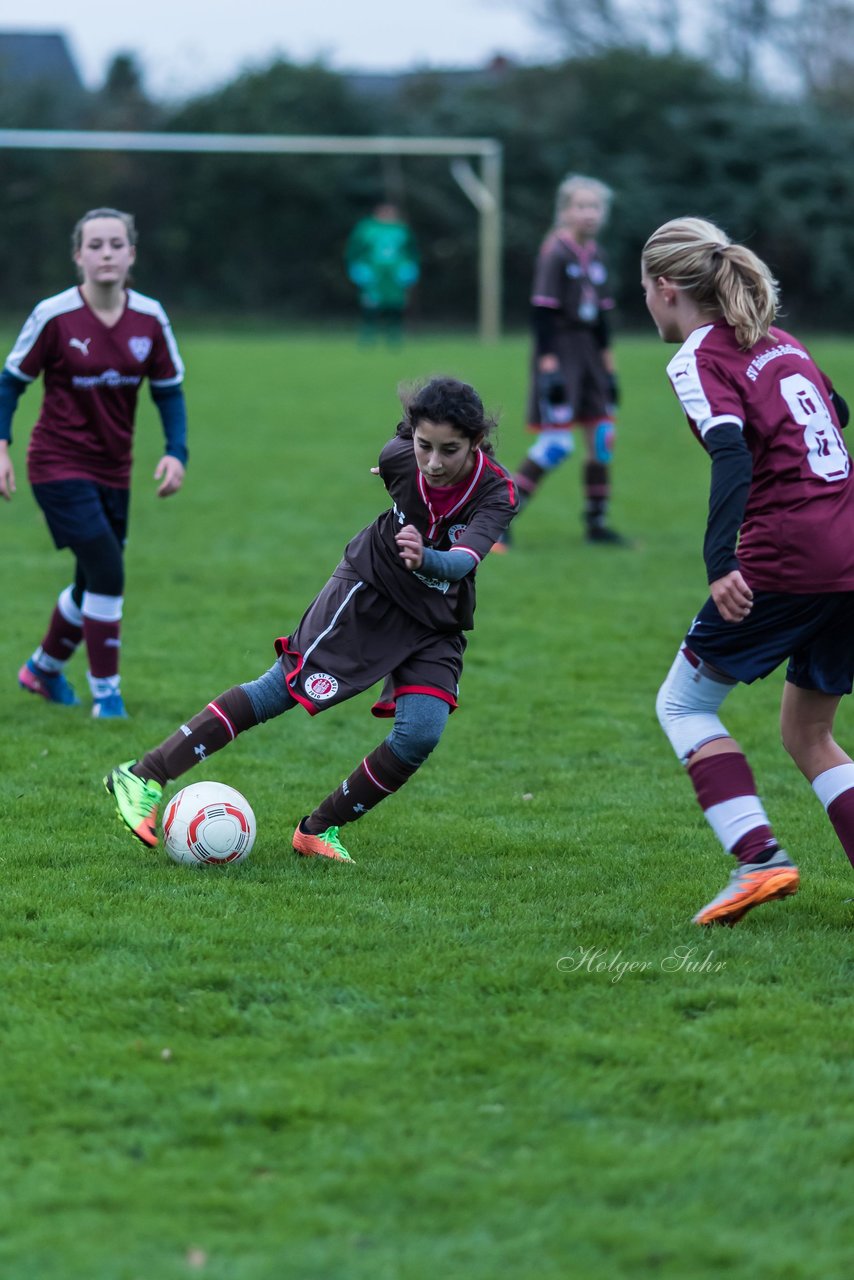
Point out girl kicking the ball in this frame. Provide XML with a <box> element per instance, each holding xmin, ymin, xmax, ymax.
<box><xmin>105</xmin><ymin>376</ymin><xmax>518</xmax><ymax>863</ymax></box>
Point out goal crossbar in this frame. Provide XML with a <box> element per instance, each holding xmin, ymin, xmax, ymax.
<box><xmin>0</xmin><ymin>128</ymin><xmax>503</xmax><ymax>338</ymax></box>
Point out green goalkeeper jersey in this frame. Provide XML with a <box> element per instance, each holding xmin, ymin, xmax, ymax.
<box><xmin>346</xmin><ymin>214</ymin><xmax>420</xmax><ymax>309</ymax></box>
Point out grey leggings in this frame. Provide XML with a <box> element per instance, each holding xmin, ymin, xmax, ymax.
<box><xmin>241</xmin><ymin>661</ymin><xmax>450</xmax><ymax>767</ymax></box>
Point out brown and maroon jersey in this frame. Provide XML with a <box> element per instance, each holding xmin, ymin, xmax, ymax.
<box><xmin>531</xmin><ymin>230</ymin><xmax>615</xmax><ymax>330</ymax></box>
<box><xmin>667</xmin><ymin>320</ymin><xmax>854</xmax><ymax>592</ymax></box>
<box><xmin>6</xmin><ymin>285</ymin><xmax>184</xmax><ymax>488</ymax></box>
<box><xmin>343</xmin><ymin>435</ymin><xmax>518</xmax><ymax>632</ymax></box>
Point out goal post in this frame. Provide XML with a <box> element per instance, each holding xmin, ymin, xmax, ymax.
<box><xmin>0</xmin><ymin>128</ymin><xmax>504</xmax><ymax>340</ymax></box>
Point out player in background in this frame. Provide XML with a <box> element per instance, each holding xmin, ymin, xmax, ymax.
<box><xmin>643</xmin><ymin>216</ymin><xmax>854</xmax><ymax>925</ymax></box>
<box><xmin>105</xmin><ymin>376</ymin><xmax>518</xmax><ymax>863</ymax></box>
<box><xmin>0</xmin><ymin>207</ymin><xmax>187</xmax><ymax>719</ymax></box>
<box><xmin>346</xmin><ymin>202</ymin><xmax>420</xmax><ymax>346</ymax></box>
<box><xmin>497</xmin><ymin>174</ymin><xmax>628</xmax><ymax>549</ymax></box>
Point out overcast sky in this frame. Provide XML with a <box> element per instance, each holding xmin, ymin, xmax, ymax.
<box><xmin>2</xmin><ymin>1</ymin><xmax>551</xmax><ymax>98</ymax></box>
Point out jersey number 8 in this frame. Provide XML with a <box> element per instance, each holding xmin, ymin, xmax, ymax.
<box><xmin>781</xmin><ymin>373</ymin><xmax>850</xmax><ymax>483</ymax></box>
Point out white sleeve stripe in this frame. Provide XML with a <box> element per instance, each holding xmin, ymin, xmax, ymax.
<box><xmin>160</xmin><ymin>327</ymin><xmax>185</xmax><ymax>380</ymax></box>
<box><xmin>3</xmin><ymin>363</ymin><xmax>35</xmax><ymax>383</ymax></box>
<box><xmin>126</xmin><ymin>289</ymin><xmax>168</xmax><ymax>320</ymax></box>
<box><xmin>666</xmin><ymin>333</ymin><xmax>745</xmax><ymax>439</ymax></box>
<box><xmin>127</xmin><ymin>290</ymin><xmax>185</xmax><ymax>380</ymax></box>
<box><xmin>149</xmin><ymin>375</ymin><xmax>184</xmax><ymax>388</ymax></box>
<box><xmin>450</xmin><ymin>545</ymin><xmax>482</xmax><ymax>564</ymax></box>
<box><xmin>699</xmin><ymin>415</ymin><xmax>744</xmax><ymax>439</ymax></box>
<box><xmin>6</xmin><ymin>287</ymin><xmax>83</xmax><ymax>374</ymax></box>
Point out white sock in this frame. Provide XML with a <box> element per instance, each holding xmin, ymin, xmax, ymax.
<box><xmin>87</xmin><ymin>672</ymin><xmax>121</xmax><ymax>699</ymax></box>
<box><xmin>32</xmin><ymin>647</ymin><xmax>66</xmax><ymax>674</ymax></box>
<box><xmin>812</xmin><ymin>763</ymin><xmax>854</xmax><ymax>809</ymax></box>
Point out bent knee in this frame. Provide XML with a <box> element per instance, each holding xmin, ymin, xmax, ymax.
<box><xmin>527</xmin><ymin>429</ymin><xmax>574</xmax><ymax>471</ymax></box>
<box><xmin>593</xmin><ymin>420</ymin><xmax>615</xmax><ymax>464</ymax></box>
<box><xmin>656</xmin><ymin>648</ymin><xmax>733</xmax><ymax>765</ymax></box>
<box><xmin>388</xmin><ymin>693</ymin><xmax>450</xmax><ymax>767</ymax></box>
<box><xmin>780</xmin><ymin>718</ymin><xmax>833</xmax><ymax>766</ymax></box>
<box><xmin>241</xmin><ymin>661</ymin><xmax>295</xmax><ymax>723</ymax></box>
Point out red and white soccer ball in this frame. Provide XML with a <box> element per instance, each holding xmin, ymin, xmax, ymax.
<box><xmin>162</xmin><ymin>781</ymin><xmax>256</xmax><ymax>866</ymax></box>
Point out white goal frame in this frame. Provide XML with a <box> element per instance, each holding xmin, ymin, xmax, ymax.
<box><xmin>0</xmin><ymin>129</ymin><xmax>503</xmax><ymax>340</ymax></box>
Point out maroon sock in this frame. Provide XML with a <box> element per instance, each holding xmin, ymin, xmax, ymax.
<box><xmin>305</xmin><ymin>740</ymin><xmax>420</xmax><ymax>833</ymax></box>
<box><xmin>39</xmin><ymin>605</ymin><xmax>83</xmax><ymax>665</ymax></box>
<box><xmin>828</xmin><ymin>790</ymin><xmax>854</xmax><ymax>870</ymax></box>
<box><xmin>84</xmin><ymin>617</ymin><xmax>121</xmax><ymax>679</ymax></box>
<box><xmin>730</xmin><ymin>828</ymin><xmax>780</xmax><ymax>864</ymax></box>
<box><xmin>134</xmin><ymin>687</ymin><xmax>258</xmax><ymax>787</ymax></box>
<box><xmin>687</xmin><ymin>752</ymin><xmax>778</xmax><ymax>864</ymax></box>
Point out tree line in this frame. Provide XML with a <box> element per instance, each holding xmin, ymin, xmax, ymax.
<box><xmin>2</xmin><ymin>41</ymin><xmax>854</xmax><ymax>330</ymax></box>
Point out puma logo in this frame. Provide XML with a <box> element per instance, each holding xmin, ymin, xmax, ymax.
<box><xmin>69</xmin><ymin>337</ymin><xmax>91</xmax><ymax>356</ymax></box>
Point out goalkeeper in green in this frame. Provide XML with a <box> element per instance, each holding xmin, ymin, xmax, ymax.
<box><xmin>346</xmin><ymin>202</ymin><xmax>420</xmax><ymax>344</ymax></box>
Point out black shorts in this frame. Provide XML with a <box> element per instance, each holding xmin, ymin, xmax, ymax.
<box><xmin>275</xmin><ymin>564</ymin><xmax>465</xmax><ymax>717</ymax></box>
<box><xmin>31</xmin><ymin>479</ymin><xmax>129</xmax><ymax>551</ymax></box>
<box><xmin>686</xmin><ymin>590</ymin><xmax>854</xmax><ymax>694</ymax></box>
<box><xmin>527</xmin><ymin>329</ymin><xmax>612</xmax><ymax>428</ymax></box>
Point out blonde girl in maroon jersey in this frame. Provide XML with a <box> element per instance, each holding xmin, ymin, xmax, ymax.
<box><xmin>643</xmin><ymin>216</ymin><xmax>854</xmax><ymax>925</ymax></box>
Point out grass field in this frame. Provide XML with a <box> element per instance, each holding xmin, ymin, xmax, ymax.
<box><xmin>1</xmin><ymin>327</ymin><xmax>853</xmax><ymax>1280</ymax></box>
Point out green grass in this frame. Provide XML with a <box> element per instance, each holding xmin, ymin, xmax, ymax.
<box><xmin>1</xmin><ymin>329</ymin><xmax>853</xmax><ymax>1280</ymax></box>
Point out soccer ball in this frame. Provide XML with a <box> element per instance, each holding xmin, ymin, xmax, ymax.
<box><xmin>162</xmin><ymin>781</ymin><xmax>256</xmax><ymax>866</ymax></box>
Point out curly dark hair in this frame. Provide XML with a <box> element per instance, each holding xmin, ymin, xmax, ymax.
<box><xmin>396</xmin><ymin>377</ymin><xmax>497</xmax><ymax>455</ymax></box>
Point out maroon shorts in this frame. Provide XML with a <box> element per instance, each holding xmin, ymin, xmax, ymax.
<box><xmin>275</xmin><ymin>564</ymin><xmax>465</xmax><ymax>717</ymax></box>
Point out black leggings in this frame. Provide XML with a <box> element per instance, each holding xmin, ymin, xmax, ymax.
<box><xmin>70</xmin><ymin>531</ymin><xmax>125</xmax><ymax>605</ymax></box>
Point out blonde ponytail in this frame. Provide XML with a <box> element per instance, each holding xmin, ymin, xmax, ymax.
<box><xmin>643</xmin><ymin>218</ymin><xmax>779</xmax><ymax>349</ymax></box>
